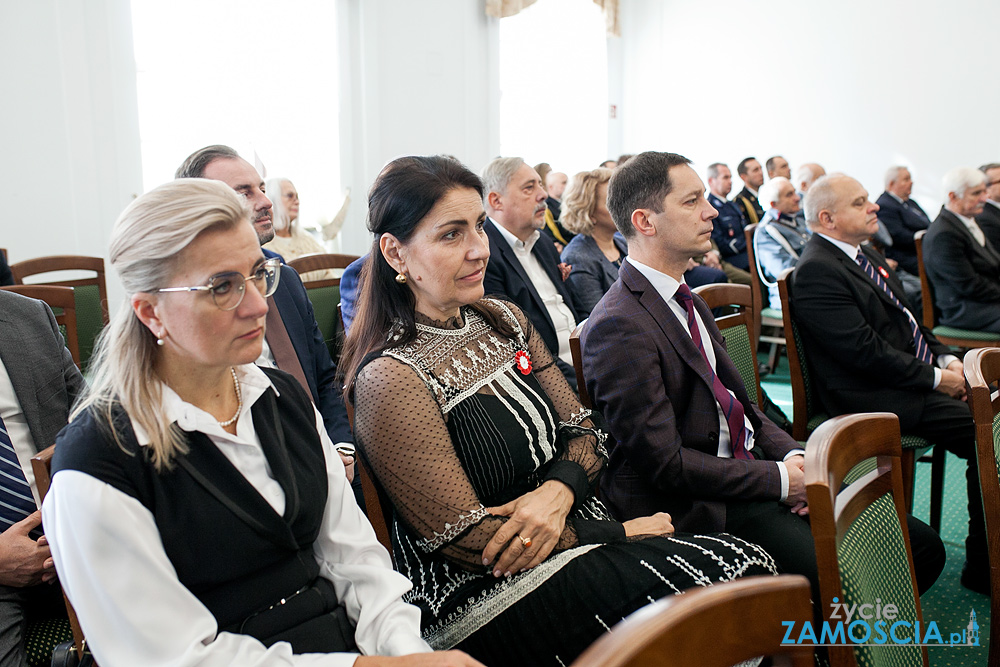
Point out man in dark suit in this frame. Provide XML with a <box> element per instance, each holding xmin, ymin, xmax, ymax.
<box><xmin>923</xmin><ymin>166</ymin><xmax>1000</xmax><ymax>332</ymax></box>
<box><xmin>734</xmin><ymin>157</ymin><xmax>765</xmax><ymax>226</ymax></box>
<box><xmin>976</xmin><ymin>162</ymin><xmax>1000</xmax><ymax>248</ymax></box>
<box><xmin>875</xmin><ymin>166</ymin><xmax>931</xmax><ymax>276</ymax></box>
<box><xmin>582</xmin><ymin>151</ymin><xmax>823</xmax><ymax>596</ymax></box>
<box><xmin>481</xmin><ymin>157</ymin><xmax>581</xmax><ymax>387</ymax></box>
<box><xmin>792</xmin><ymin>173</ymin><xmax>985</xmax><ymax>593</ymax></box>
<box><xmin>176</xmin><ymin>146</ymin><xmax>354</xmax><ymax>452</ymax></box>
<box><xmin>0</xmin><ymin>290</ymin><xmax>85</xmax><ymax>664</ymax></box>
<box><xmin>706</xmin><ymin>162</ymin><xmax>750</xmax><ymax>272</ymax></box>
<box><xmin>0</xmin><ymin>254</ymin><xmax>12</xmax><ymax>287</ymax></box>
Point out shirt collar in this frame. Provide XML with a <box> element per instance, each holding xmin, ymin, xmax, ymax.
<box><xmin>817</xmin><ymin>232</ymin><xmax>860</xmax><ymax>260</ymax></box>
<box><xmin>886</xmin><ymin>191</ymin><xmax>905</xmax><ymax>204</ymax></box>
<box><xmin>492</xmin><ymin>217</ymin><xmax>540</xmax><ymax>253</ymax></box>
<box><xmin>625</xmin><ymin>256</ymin><xmax>684</xmax><ymax>302</ymax></box>
<box><xmin>746</xmin><ymin>187</ymin><xmax>758</xmax><ymax>198</ymax></box>
<box><xmin>988</xmin><ymin>199</ymin><xmax>1000</xmax><ymax>210</ymax></box>
<box><xmin>130</xmin><ymin>364</ymin><xmax>278</xmax><ymax>446</ymax></box>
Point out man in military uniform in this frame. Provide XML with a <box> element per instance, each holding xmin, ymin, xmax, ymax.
<box><xmin>707</xmin><ymin>163</ymin><xmax>750</xmax><ymax>272</ymax></box>
<box><xmin>735</xmin><ymin>157</ymin><xmax>765</xmax><ymax>226</ymax></box>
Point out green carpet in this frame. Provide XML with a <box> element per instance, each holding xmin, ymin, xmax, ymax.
<box><xmin>760</xmin><ymin>354</ymin><xmax>990</xmax><ymax>664</ymax></box>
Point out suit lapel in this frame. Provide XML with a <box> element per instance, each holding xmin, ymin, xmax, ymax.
<box><xmin>620</xmin><ymin>262</ymin><xmax>716</xmax><ymax>392</ymax></box>
<box><xmin>0</xmin><ymin>312</ymin><xmax>44</xmax><ymax>449</ymax></box>
<box><xmin>939</xmin><ymin>210</ymin><xmax>1000</xmax><ymax>266</ymax></box>
<box><xmin>815</xmin><ymin>237</ymin><xmax>903</xmax><ymax>313</ymax></box>
<box><xmin>486</xmin><ymin>219</ymin><xmax>555</xmax><ymax>330</ymax></box>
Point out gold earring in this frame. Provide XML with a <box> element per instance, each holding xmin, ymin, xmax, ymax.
<box><xmin>395</xmin><ymin>273</ymin><xmax>407</xmax><ymax>284</ymax></box>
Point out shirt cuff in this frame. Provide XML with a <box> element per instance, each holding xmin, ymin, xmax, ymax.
<box><xmin>937</xmin><ymin>354</ymin><xmax>959</xmax><ymax>370</ymax></box>
<box><xmin>777</xmin><ymin>461</ymin><xmax>789</xmax><ymax>502</ymax></box>
<box><xmin>573</xmin><ymin>518</ymin><xmax>627</xmax><ymax>545</ymax></box>
<box><xmin>932</xmin><ymin>367</ymin><xmax>941</xmax><ymax>390</ymax></box>
<box><xmin>544</xmin><ymin>460</ymin><xmax>590</xmax><ymax>512</ymax></box>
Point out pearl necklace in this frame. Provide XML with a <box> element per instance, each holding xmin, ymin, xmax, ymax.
<box><xmin>217</xmin><ymin>368</ymin><xmax>243</xmax><ymax>427</ymax></box>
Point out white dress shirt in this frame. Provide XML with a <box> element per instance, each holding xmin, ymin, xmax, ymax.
<box><xmin>42</xmin><ymin>364</ymin><xmax>430</xmax><ymax>666</ymax></box>
<box><xmin>953</xmin><ymin>211</ymin><xmax>987</xmax><ymax>247</ymax></box>
<box><xmin>816</xmin><ymin>233</ymin><xmax>958</xmax><ymax>388</ymax></box>
<box><xmin>492</xmin><ymin>220</ymin><xmax>576</xmax><ymax>365</ymax></box>
<box><xmin>0</xmin><ymin>357</ymin><xmax>41</xmax><ymax>504</ymax></box>
<box><xmin>626</xmin><ymin>258</ymin><xmax>800</xmax><ymax>499</ymax></box>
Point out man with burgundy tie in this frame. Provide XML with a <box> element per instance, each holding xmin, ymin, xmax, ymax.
<box><xmin>792</xmin><ymin>173</ymin><xmax>985</xmax><ymax>594</ymax></box>
<box><xmin>0</xmin><ymin>290</ymin><xmax>84</xmax><ymax>664</ymax></box>
<box><xmin>175</xmin><ymin>147</ymin><xmax>355</xmax><ymax>470</ymax></box>
<box><xmin>581</xmin><ymin>151</ymin><xmax>822</xmax><ymax>597</ymax></box>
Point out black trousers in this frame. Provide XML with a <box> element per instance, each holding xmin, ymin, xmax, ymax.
<box><xmin>725</xmin><ymin>500</ymin><xmax>945</xmax><ymax>606</ymax></box>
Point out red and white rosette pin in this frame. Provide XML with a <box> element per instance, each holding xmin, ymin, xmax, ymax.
<box><xmin>514</xmin><ymin>350</ymin><xmax>532</xmax><ymax>375</ymax></box>
<box><xmin>878</xmin><ymin>266</ymin><xmax>889</xmax><ymax>279</ymax></box>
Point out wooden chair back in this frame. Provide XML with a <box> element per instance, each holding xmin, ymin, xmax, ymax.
<box><xmin>11</xmin><ymin>256</ymin><xmax>109</xmax><ymax>369</ymax></box>
<box><xmin>287</xmin><ymin>254</ymin><xmax>360</xmax><ymax>363</ymax></box>
<box><xmin>692</xmin><ymin>282</ymin><xmax>763</xmax><ymax>405</ymax></box>
<box><xmin>777</xmin><ymin>270</ymin><xmax>822</xmax><ymax>441</ymax></box>
<box><xmin>914</xmin><ymin>230</ymin><xmax>1000</xmax><ymax>348</ymax></box>
<box><xmin>30</xmin><ymin>445</ymin><xmax>90</xmax><ymax>664</ymax></box>
<box><xmin>571</xmin><ymin>575</ymin><xmax>814</xmax><ymax>667</ymax></box>
<box><xmin>569</xmin><ymin>319</ymin><xmax>592</xmax><ymax>409</ymax></box>
<box><xmin>962</xmin><ymin>347</ymin><xmax>1000</xmax><ymax>667</ymax></box>
<box><xmin>0</xmin><ymin>285</ymin><xmax>81</xmax><ymax>367</ymax></box>
<box><xmin>344</xmin><ymin>401</ymin><xmax>394</xmax><ymax>562</ymax></box>
<box><xmin>743</xmin><ymin>223</ymin><xmax>765</xmax><ymax>340</ymax></box>
<box><xmin>805</xmin><ymin>413</ymin><xmax>927</xmax><ymax>667</ymax></box>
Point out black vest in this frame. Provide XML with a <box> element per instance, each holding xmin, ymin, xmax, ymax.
<box><xmin>52</xmin><ymin>368</ymin><xmax>329</xmax><ymax>630</ymax></box>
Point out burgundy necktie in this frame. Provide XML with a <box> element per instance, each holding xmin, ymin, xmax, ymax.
<box><xmin>674</xmin><ymin>284</ymin><xmax>751</xmax><ymax>459</ymax></box>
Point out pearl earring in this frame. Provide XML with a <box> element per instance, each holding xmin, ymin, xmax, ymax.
<box><xmin>395</xmin><ymin>273</ymin><xmax>407</xmax><ymax>284</ymax></box>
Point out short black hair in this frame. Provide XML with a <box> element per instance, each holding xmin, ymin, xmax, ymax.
<box><xmin>606</xmin><ymin>151</ymin><xmax>692</xmax><ymax>238</ymax></box>
<box><xmin>175</xmin><ymin>145</ymin><xmax>241</xmax><ymax>179</ymax></box>
<box><xmin>736</xmin><ymin>157</ymin><xmax>758</xmax><ymax>177</ymax></box>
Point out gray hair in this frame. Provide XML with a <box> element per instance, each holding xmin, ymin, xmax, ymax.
<box><xmin>73</xmin><ymin>179</ymin><xmax>251</xmax><ymax>471</ymax></box>
<box><xmin>942</xmin><ymin>167</ymin><xmax>986</xmax><ymax>199</ymax></box>
<box><xmin>175</xmin><ymin>144</ymin><xmax>241</xmax><ymax>179</ymax></box>
<box><xmin>481</xmin><ymin>157</ymin><xmax>527</xmax><ymax>208</ymax></box>
<box><xmin>707</xmin><ymin>162</ymin><xmax>728</xmax><ymax>180</ymax></box>
<box><xmin>758</xmin><ymin>176</ymin><xmax>792</xmax><ymax>209</ymax></box>
<box><xmin>794</xmin><ymin>164</ymin><xmax>822</xmax><ymax>190</ymax></box>
<box><xmin>884</xmin><ymin>165</ymin><xmax>909</xmax><ymax>190</ymax></box>
<box><xmin>979</xmin><ymin>162</ymin><xmax>1000</xmax><ymax>174</ymax></box>
<box><xmin>803</xmin><ymin>174</ymin><xmax>844</xmax><ymax>225</ymax></box>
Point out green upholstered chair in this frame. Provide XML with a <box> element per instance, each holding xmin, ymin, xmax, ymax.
<box><xmin>0</xmin><ymin>285</ymin><xmax>81</xmax><ymax>367</ymax></box>
<box><xmin>806</xmin><ymin>413</ymin><xmax>929</xmax><ymax>667</ymax></box>
<box><xmin>745</xmin><ymin>223</ymin><xmax>786</xmax><ymax>373</ymax></box>
<box><xmin>10</xmin><ymin>256</ymin><xmax>109</xmax><ymax>371</ymax></box>
<box><xmin>570</xmin><ymin>575</ymin><xmax>814</xmax><ymax>667</ymax></box>
<box><xmin>778</xmin><ymin>270</ymin><xmax>945</xmax><ymax>531</ymax></box>
<box><xmin>914</xmin><ymin>230</ymin><xmax>1000</xmax><ymax>349</ymax></box>
<box><xmin>287</xmin><ymin>253</ymin><xmax>360</xmax><ymax>364</ymax></box>
<box><xmin>692</xmin><ymin>282</ymin><xmax>763</xmax><ymax>405</ymax></box>
<box><xmin>963</xmin><ymin>347</ymin><xmax>1000</xmax><ymax>667</ymax></box>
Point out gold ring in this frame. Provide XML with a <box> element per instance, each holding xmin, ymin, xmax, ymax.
<box><xmin>518</xmin><ymin>535</ymin><xmax>532</xmax><ymax>548</ymax></box>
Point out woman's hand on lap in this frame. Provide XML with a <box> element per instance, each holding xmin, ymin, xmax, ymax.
<box><xmin>622</xmin><ymin>512</ymin><xmax>674</xmax><ymax>539</ymax></box>
<box><xmin>483</xmin><ymin>480</ymin><xmax>574</xmax><ymax>576</ymax></box>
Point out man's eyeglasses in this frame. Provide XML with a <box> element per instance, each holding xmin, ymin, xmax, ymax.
<box><xmin>156</xmin><ymin>257</ymin><xmax>282</xmax><ymax>311</ymax></box>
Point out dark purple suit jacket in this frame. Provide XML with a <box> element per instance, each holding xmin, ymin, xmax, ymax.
<box><xmin>581</xmin><ymin>259</ymin><xmax>798</xmax><ymax>532</ymax></box>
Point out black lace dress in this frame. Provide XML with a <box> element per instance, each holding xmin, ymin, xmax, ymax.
<box><xmin>353</xmin><ymin>300</ymin><xmax>776</xmax><ymax>666</ymax></box>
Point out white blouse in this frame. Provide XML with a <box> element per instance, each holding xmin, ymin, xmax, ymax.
<box><xmin>41</xmin><ymin>364</ymin><xmax>430</xmax><ymax>666</ymax></box>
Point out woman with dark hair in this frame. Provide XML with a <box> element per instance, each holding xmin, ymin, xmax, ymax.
<box><xmin>340</xmin><ymin>155</ymin><xmax>777</xmax><ymax>667</ymax></box>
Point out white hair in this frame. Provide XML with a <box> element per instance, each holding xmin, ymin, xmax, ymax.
<box><xmin>942</xmin><ymin>167</ymin><xmax>986</xmax><ymax>199</ymax></box>
<box><xmin>266</xmin><ymin>177</ymin><xmax>293</xmax><ymax>232</ymax></box>
<box><xmin>481</xmin><ymin>157</ymin><xmax>527</xmax><ymax>209</ymax></box>
<box><xmin>758</xmin><ymin>176</ymin><xmax>792</xmax><ymax>208</ymax></box>
<box><xmin>884</xmin><ymin>165</ymin><xmax>909</xmax><ymax>189</ymax></box>
<box><xmin>794</xmin><ymin>164</ymin><xmax>822</xmax><ymax>190</ymax></box>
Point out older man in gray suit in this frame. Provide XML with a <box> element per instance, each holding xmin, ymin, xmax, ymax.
<box><xmin>0</xmin><ymin>290</ymin><xmax>85</xmax><ymax>665</ymax></box>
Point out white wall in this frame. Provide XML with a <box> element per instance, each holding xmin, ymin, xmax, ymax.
<box><xmin>337</xmin><ymin>0</ymin><xmax>500</xmax><ymax>255</ymax></box>
<box><xmin>0</xmin><ymin>0</ymin><xmax>143</xmax><ymax>282</ymax></box>
<box><xmin>615</xmin><ymin>0</ymin><xmax>1000</xmax><ymax>212</ymax></box>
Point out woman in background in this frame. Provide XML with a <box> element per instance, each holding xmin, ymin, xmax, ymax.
<box><xmin>263</xmin><ymin>177</ymin><xmax>335</xmax><ymax>281</ymax></box>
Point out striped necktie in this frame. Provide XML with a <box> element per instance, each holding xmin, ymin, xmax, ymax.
<box><xmin>855</xmin><ymin>252</ymin><xmax>934</xmax><ymax>365</ymax></box>
<box><xmin>674</xmin><ymin>284</ymin><xmax>752</xmax><ymax>460</ymax></box>
<box><xmin>0</xmin><ymin>413</ymin><xmax>38</xmax><ymax>534</ymax></box>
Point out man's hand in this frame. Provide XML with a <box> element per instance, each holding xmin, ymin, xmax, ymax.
<box><xmin>622</xmin><ymin>512</ymin><xmax>673</xmax><ymax>538</ymax></box>
<box><xmin>0</xmin><ymin>512</ymin><xmax>54</xmax><ymax>587</ymax></box>
<box><xmin>886</xmin><ymin>258</ymin><xmax>899</xmax><ymax>270</ymax></box>
<box><xmin>782</xmin><ymin>456</ymin><xmax>809</xmax><ymax>515</ymax></box>
<box><xmin>702</xmin><ymin>251</ymin><xmax>722</xmax><ymax>270</ymax></box>
<box><xmin>686</xmin><ymin>258</ymin><xmax>699</xmax><ymax>272</ymax></box>
<box><xmin>483</xmin><ymin>481</ymin><xmax>574</xmax><ymax>577</ymax></box>
<box><xmin>936</xmin><ymin>368</ymin><xmax>967</xmax><ymax>401</ymax></box>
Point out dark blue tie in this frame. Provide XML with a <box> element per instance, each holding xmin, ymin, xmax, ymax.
<box><xmin>855</xmin><ymin>252</ymin><xmax>934</xmax><ymax>365</ymax></box>
<box><xmin>675</xmin><ymin>284</ymin><xmax>752</xmax><ymax>460</ymax></box>
<box><xmin>0</xmin><ymin>413</ymin><xmax>38</xmax><ymax>534</ymax></box>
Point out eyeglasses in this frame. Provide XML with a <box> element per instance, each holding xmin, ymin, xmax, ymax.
<box><xmin>156</xmin><ymin>257</ymin><xmax>282</xmax><ymax>311</ymax></box>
